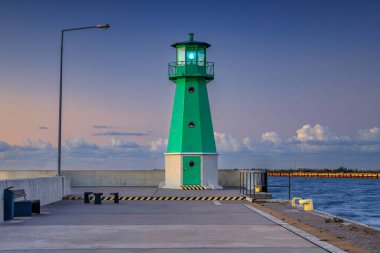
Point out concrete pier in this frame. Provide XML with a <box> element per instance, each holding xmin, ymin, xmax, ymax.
<box><xmin>0</xmin><ymin>186</ymin><xmax>339</xmax><ymax>253</ymax></box>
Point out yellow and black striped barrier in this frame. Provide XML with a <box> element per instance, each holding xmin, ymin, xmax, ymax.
<box><xmin>267</xmin><ymin>172</ymin><xmax>379</xmax><ymax>179</ymax></box>
<box><xmin>181</xmin><ymin>185</ymin><xmax>205</xmax><ymax>190</ymax></box>
<box><xmin>63</xmin><ymin>196</ymin><xmax>245</xmax><ymax>201</ymax></box>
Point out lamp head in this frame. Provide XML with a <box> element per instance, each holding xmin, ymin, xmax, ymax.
<box><xmin>97</xmin><ymin>24</ymin><xmax>110</xmax><ymax>29</ymax></box>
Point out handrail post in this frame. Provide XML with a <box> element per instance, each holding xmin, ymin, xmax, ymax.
<box><xmin>239</xmin><ymin>171</ymin><xmax>242</xmax><ymax>194</ymax></box>
<box><xmin>242</xmin><ymin>172</ymin><xmax>245</xmax><ymax>195</ymax></box>
<box><xmin>243</xmin><ymin>172</ymin><xmax>245</xmax><ymax>195</ymax></box>
<box><xmin>288</xmin><ymin>171</ymin><xmax>291</xmax><ymax>200</ymax></box>
<box><xmin>254</xmin><ymin>172</ymin><xmax>256</xmax><ymax>199</ymax></box>
<box><xmin>244</xmin><ymin>172</ymin><xmax>246</xmax><ymax>195</ymax></box>
<box><xmin>245</xmin><ymin>172</ymin><xmax>248</xmax><ymax>196</ymax></box>
<box><xmin>249</xmin><ymin>172</ymin><xmax>252</xmax><ymax>197</ymax></box>
<box><xmin>241</xmin><ymin>171</ymin><xmax>244</xmax><ymax>195</ymax></box>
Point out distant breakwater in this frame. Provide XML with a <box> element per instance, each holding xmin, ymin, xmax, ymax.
<box><xmin>268</xmin><ymin>172</ymin><xmax>379</xmax><ymax>179</ymax></box>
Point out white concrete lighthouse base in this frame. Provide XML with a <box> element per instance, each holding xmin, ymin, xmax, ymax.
<box><xmin>164</xmin><ymin>153</ymin><xmax>222</xmax><ymax>190</ymax></box>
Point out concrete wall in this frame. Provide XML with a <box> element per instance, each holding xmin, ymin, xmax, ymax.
<box><xmin>202</xmin><ymin>155</ymin><xmax>219</xmax><ymax>188</ymax></box>
<box><xmin>63</xmin><ymin>170</ymin><xmax>165</xmax><ymax>187</ymax></box>
<box><xmin>0</xmin><ymin>176</ymin><xmax>70</xmax><ymax>222</ymax></box>
<box><xmin>63</xmin><ymin>176</ymin><xmax>71</xmax><ymax>196</ymax></box>
<box><xmin>0</xmin><ymin>169</ymin><xmax>242</xmax><ymax>187</ymax></box>
<box><xmin>164</xmin><ymin>155</ymin><xmax>182</xmax><ymax>188</ymax></box>
<box><xmin>63</xmin><ymin>170</ymin><xmax>241</xmax><ymax>187</ymax></box>
<box><xmin>0</xmin><ymin>170</ymin><xmax>56</xmax><ymax>180</ymax></box>
<box><xmin>218</xmin><ymin>169</ymin><xmax>240</xmax><ymax>187</ymax></box>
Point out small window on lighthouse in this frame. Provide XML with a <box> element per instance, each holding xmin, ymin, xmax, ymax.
<box><xmin>188</xmin><ymin>87</ymin><xmax>195</xmax><ymax>93</ymax></box>
<box><xmin>177</xmin><ymin>47</ymin><xmax>185</xmax><ymax>65</ymax></box>
<box><xmin>189</xmin><ymin>161</ymin><xmax>195</xmax><ymax>167</ymax></box>
<box><xmin>198</xmin><ymin>50</ymin><xmax>205</xmax><ymax>66</ymax></box>
<box><xmin>188</xmin><ymin>122</ymin><xmax>195</xmax><ymax>128</ymax></box>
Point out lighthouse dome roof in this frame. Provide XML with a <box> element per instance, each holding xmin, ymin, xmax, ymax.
<box><xmin>171</xmin><ymin>33</ymin><xmax>211</xmax><ymax>48</ymax></box>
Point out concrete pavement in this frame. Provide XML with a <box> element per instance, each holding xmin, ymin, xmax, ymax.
<box><xmin>0</xmin><ymin>188</ymin><xmax>329</xmax><ymax>252</ymax></box>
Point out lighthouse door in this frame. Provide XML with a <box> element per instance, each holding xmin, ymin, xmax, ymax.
<box><xmin>182</xmin><ymin>156</ymin><xmax>201</xmax><ymax>185</ymax></box>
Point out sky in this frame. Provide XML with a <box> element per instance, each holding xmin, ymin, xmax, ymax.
<box><xmin>0</xmin><ymin>0</ymin><xmax>380</xmax><ymax>170</ymax></box>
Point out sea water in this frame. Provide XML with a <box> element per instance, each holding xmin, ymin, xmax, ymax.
<box><xmin>268</xmin><ymin>177</ymin><xmax>380</xmax><ymax>229</ymax></box>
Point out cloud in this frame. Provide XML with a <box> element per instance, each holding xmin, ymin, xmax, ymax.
<box><xmin>214</xmin><ymin>132</ymin><xmax>241</xmax><ymax>152</ymax></box>
<box><xmin>64</xmin><ymin>138</ymin><xmax>99</xmax><ymax>150</ymax></box>
<box><xmin>1</xmin><ymin>124</ymin><xmax>380</xmax><ymax>170</ymax></box>
<box><xmin>291</xmin><ymin>124</ymin><xmax>354</xmax><ymax>152</ymax></box>
<box><xmin>149</xmin><ymin>138</ymin><xmax>167</xmax><ymax>152</ymax></box>
<box><xmin>93</xmin><ymin>125</ymin><xmax>119</xmax><ymax>129</ymax></box>
<box><xmin>0</xmin><ymin>137</ymin><xmax>158</xmax><ymax>170</ymax></box>
<box><xmin>38</xmin><ymin>126</ymin><xmax>49</xmax><ymax>130</ymax></box>
<box><xmin>111</xmin><ymin>138</ymin><xmax>140</xmax><ymax>148</ymax></box>
<box><xmin>18</xmin><ymin>139</ymin><xmax>52</xmax><ymax>151</ymax></box>
<box><xmin>358</xmin><ymin>127</ymin><xmax>380</xmax><ymax>141</ymax></box>
<box><xmin>0</xmin><ymin>141</ymin><xmax>11</xmax><ymax>152</ymax></box>
<box><xmin>93</xmin><ymin>131</ymin><xmax>149</xmax><ymax>136</ymax></box>
<box><xmin>0</xmin><ymin>139</ymin><xmax>55</xmax><ymax>170</ymax></box>
<box><xmin>261</xmin><ymin>132</ymin><xmax>282</xmax><ymax>145</ymax></box>
<box><xmin>216</xmin><ymin>125</ymin><xmax>380</xmax><ymax>169</ymax></box>
<box><xmin>242</xmin><ymin>137</ymin><xmax>254</xmax><ymax>150</ymax></box>
<box><xmin>295</xmin><ymin>124</ymin><xmax>336</xmax><ymax>142</ymax></box>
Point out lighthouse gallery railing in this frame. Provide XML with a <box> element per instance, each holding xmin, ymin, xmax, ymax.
<box><xmin>168</xmin><ymin>61</ymin><xmax>214</xmax><ymax>79</ymax></box>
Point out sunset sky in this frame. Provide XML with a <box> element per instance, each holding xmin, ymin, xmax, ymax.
<box><xmin>1</xmin><ymin>0</ymin><xmax>380</xmax><ymax>170</ymax></box>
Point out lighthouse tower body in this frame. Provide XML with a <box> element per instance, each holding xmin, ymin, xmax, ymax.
<box><xmin>165</xmin><ymin>34</ymin><xmax>220</xmax><ymax>189</ymax></box>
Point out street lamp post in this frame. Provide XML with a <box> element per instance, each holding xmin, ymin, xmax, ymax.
<box><xmin>57</xmin><ymin>24</ymin><xmax>110</xmax><ymax>176</ymax></box>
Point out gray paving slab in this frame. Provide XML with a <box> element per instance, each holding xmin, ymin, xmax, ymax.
<box><xmin>0</xmin><ymin>248</ymin><xmax>327</xmax><ymax>253</ymax></box>
<box><xmin>0</xmin><ymin>224</ymin><xmax>321</xmax><ymax>251</ymax></box>
<box><xmin>2</xmin><ymin>201</ymin><xmax>273</xmax><ymax>226</ymax></box>
<box><xmin>0</xmin><ymin>188</ymin><xmax>328</xmax><ymax>252</ymax></box>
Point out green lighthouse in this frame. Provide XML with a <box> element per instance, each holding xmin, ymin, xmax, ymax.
<box><xmin>165</xmin><ymin>33</ymin><xmax>220</xmax><ymax>189</ymax></box>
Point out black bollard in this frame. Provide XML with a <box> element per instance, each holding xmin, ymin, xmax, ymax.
<box><xmin>84</xmin><ymin>192</ymin><xmax>93</xmax><ymax>204</ymax></box>
<box><xmin>93</xmin><ymin>193</ymin><xmax>103</xmax><ymax>205</ymax></box>
<box><xmin>110</xmin><ymin>192</ymin><xmax>119</xmax><ymax>204</ymax></box>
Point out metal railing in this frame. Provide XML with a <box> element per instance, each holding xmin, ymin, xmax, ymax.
<box><xmin>240</xmin><ymin>170</ymin><xmax>291</xmax><ymax>199</ymax></box>
<box><xmin>168</xmin><ymin>61</ymin><xmax>214</xmax><ymax>78</ymax></box>
<box><xmin>240</xmin><ymin>170</ymin><xmax>266</xmax><ymax>199</ymax></box>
